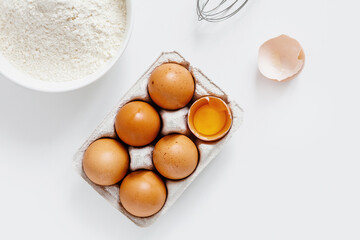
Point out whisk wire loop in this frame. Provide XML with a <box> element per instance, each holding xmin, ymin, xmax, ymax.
<box><xmin>197</xmin><ymin>0</ymin><xmax>249</xmax><ymax>22</ymax></box>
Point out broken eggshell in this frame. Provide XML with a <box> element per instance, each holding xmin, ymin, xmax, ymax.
<box><xmin>258</xmin><ymin>34</ymin><xmax>305</xmax><ymax>82</ymax></box>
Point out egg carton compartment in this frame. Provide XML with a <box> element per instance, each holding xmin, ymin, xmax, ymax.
<box><xmin>73</xmin><ymin>51</ymin><xmax>244</xmax><ymax>227</ymax></box>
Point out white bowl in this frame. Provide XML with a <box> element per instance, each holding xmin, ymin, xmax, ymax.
<box><xmin>0</xmin><ymin>0</ymin><xmax>133</xmax><ymax>93</ymax></box>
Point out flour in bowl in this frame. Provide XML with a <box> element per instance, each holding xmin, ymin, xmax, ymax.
<box><xmin>0</xmin><ymin>0</ymin><xmax>126</xmax><ymax>82</ymax></box>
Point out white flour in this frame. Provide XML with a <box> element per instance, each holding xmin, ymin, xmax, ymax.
<box><xmin>0</xmin><ymin>0</ymin><xmax>126</xmax><ymax>82</ymax></box>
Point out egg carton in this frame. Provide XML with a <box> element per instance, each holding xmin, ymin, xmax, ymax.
<box><xmin>73</xmin><ymin>51</ymin><xmax>244</xmax><ymax>227</ymax></box>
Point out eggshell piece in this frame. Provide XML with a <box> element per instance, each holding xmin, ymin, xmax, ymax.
<box><xmin>153</xmin><ymin>134</ymin><xmax>198</xmax><ymax>180</ymax></box>
<box><xmin>119</xmin><ymin>170</ymin><xmax>167</xmax><ymax>218</ymax></box>
<box><xmin>258</xmin><ymin>34</ymin><xmax>305</xmax><ymax>81</ymax></box>
<box><xmin>148</xmin><ymin>63</ymin><xmax>195</xmax><ymax>110</ymax></box>
<box><xmin>115</xmin><ymin>101</ymin><xmax>161</xmax><ymax>147</ymax></box>
<box><xmin>188</xmin><ymin>96</ymin><xmax>232</xmax><ymax>141</ymax></box>
<box><xmin>83</xmin><ymin>138</ymin><xmax>129</xmax><ymax>186</ymax></box>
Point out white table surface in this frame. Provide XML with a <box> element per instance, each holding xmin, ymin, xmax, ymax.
<box><xmin>1</xmin><ymin>0</ymin><xmax>359</xmax><ymax>239</ymax></box>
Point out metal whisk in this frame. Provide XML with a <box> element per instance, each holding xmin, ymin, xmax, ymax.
<box><xmin>197</xmin><ymin>0</ymin><xmax>249</xmax><ymax>22</ymax></box>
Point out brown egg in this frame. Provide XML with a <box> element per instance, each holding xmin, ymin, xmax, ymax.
<box><xmin>83</xmin><ymin>138</ymin><xmax>129</xmax><ymax>186</ymax></box>
<box><xmin>148</xmin><ymin>63</ymin><xmax>195</xmax><ymax>110</ymax></box>
<box><xmin>153</xmin><ymin>134</ymin><xmax>198</xmax><ymax>180</ymax></box>
<box><xmin>119</xmin><ymin>170</ymin><xmax>167</xmax><ymax>217</ymax></box>
<box><xmin>115</xmin><ymin>101</ymin><xmax>161</xmax><ymax>147</ymax></box>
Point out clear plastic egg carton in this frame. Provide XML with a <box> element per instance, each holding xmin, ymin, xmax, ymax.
<box><xmin>73</xmin><ymin>51</ymin><xmax>244</xmax><ymax>227</ymax></box>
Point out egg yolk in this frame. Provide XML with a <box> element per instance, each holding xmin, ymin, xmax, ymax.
<box><xmin>193</xmin><ymin>104</ymin><xmax>227</xmax><ymax>136</ymax></box>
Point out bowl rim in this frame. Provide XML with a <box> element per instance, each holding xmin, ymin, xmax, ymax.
<box><xmin>0</xmin><ymin>0</ymin><xmax>134</xmax><ymax>93</ymax></box>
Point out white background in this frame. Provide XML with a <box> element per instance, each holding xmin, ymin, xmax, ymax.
<box><xmin>0</xmin><ymin>0</ymin><xmax>359</xmax><ymax>239</ymax></box>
